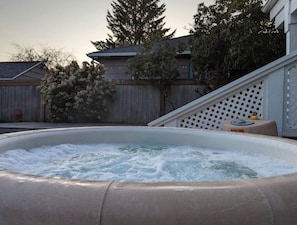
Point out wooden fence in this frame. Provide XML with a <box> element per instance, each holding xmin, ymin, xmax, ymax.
<box><xmin>0</xmin><ymin>80</ymin><xmax>208</xmax><ymax>124</ymax></box>
<box><xmin>0</xmin><ymin>82</ymin><xmax>44</xmax><ymax>122</ymax></box>
<box><xmin>100</xmin><ymin>80</ymin><xmax>207</xmax><ymax>124</ymax></box>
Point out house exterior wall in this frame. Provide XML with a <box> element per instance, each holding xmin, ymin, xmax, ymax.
<box><xmin>176</xmin><ymin>58</ymin><xmax>193</xmax><ymax>79</ymax></box>
<box><xmin>100</xmin><ymin>58</ymin><xmax>133</xmax><ymax>80</ymax></box>
<box><xmin>266</xmin><ymin>0</ymin><xmax>297</xmax><ymax>28</ymax></box>
<box><xmin>100</xmin><ymin>57</ymin><xmax>193</xmax><ymax>80</ymax></box>
<box><xmin>264</xmin><ymin>0</ymin><xmax>297</xmax><ymax>54</ymax></box>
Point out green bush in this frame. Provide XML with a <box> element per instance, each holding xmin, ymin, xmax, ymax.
<box><xmin>40</xmin><ymin>61</ymin><xmax>116</xmax><ymax>122</ymax></box>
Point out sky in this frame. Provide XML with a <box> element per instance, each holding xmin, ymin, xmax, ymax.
<box><xmin>0</xmin><ymin>0</ymin><xmax>214</xmax><ymax>63</ymax></box>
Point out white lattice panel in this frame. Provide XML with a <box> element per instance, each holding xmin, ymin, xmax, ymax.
<box><xmin>285</xmin><ymin>64</ymin><xmax>297</xmax><ymax>129</ymax></box>
<box><xmin>180</xmin><ymin>82</ymin><xmax>264</xmax><ymax>130</ymax></box>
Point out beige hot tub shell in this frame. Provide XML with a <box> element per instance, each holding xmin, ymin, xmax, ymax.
<box><xmin>0</xmin><ymin>127</ymin><xmax>297</xmax><ymax>225</ymax></box>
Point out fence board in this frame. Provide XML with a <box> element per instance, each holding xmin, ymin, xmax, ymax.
<box><xmin>101</xmin><ymin>82</ymin><xmax>207</xmax><ymax>124</ymax></box>
<box><xmin>101</xmin><ymin>84</ymin><xmax>160</xmax><ymax>124</ymax></box>
<box><xmin>0</xmin><ymin>80</ymin><xmax>208</xmax><ymax>124</ymax></box>
<box><xmin>0</xmin><ymin>85</ymin><xmax>42</xmax><ymax>122</ymax></box>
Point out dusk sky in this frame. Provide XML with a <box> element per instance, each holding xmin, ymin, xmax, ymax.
<box><xmin>0</xmin><ymin>0</ymin><xmax>214</xmax><ymax>63</ymax></box>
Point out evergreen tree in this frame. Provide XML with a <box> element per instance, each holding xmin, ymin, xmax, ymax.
<box><xmin>190</xmin><ymin>0</ymin><xmax>285</xmax><ymax>84</ymax></box>
<box><xmin>92</xmin><ymin>0</ymin><xmax>175</xmax><ymax>50</ymax></box>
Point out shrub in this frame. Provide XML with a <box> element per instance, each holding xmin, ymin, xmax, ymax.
<box><xmin>40</xmin><ymin>61</ymin><xmax>116</xmax><ymax>122</ymax></box>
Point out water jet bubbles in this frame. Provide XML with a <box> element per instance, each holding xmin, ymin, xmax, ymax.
<box><xmin>0</xmin><ymin>144</ymin><xmax>297</xmax><ymax>182</ymax></box>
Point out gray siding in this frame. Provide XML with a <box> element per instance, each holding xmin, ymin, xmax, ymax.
<box><xmin>100</xmin><ymin>57</ymin><xmax>192</xmax><ymax>80</ymax></box>
<box><xmin>101</xmin><ymin>58</ymin><xmax>133</xmax><ymax>80</ymax></box>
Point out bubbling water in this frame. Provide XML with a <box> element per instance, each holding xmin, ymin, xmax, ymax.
<box><xmin>1</xmin><ymin>144</ymin><xmax>297</xmax><ymax>182</ymax></box>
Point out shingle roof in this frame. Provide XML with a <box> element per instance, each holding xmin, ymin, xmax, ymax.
<box><xmin>87</xmin><ymin>35</ymin><xmax>191</xmax><ymax>59</ymax></box>
<box><xmin>0</xmin><ymin>61</ymin><xmax>43</xmax><ymax>80</ymax></box>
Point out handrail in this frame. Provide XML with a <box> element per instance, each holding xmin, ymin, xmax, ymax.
<box><xmin>148</xmin><ymin>51</ymin><xmax>297</xmax><ymax>127</ymax></box>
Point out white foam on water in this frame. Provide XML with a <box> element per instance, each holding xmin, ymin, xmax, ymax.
<box><xmin>1</xmin><ymin>144</ymin><xmax>297</xmax><ymax>182</ymax></box>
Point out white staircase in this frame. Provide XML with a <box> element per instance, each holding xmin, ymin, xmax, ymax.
<box><xmin>148</xmin><ymin>51</ymin><xmax>297</xmax><ymax>137</ymax></box>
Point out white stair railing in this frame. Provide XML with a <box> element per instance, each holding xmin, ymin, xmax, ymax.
<box><xmin>148</xmin><ymin>51</ymin><xmax>297</xmax><ymax>137</ymax></box>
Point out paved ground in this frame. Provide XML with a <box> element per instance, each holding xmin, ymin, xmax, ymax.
<box><xmin>0</xmin><ymin>122</ymin><xmax>138</xmax><ymax>134</ymax></box>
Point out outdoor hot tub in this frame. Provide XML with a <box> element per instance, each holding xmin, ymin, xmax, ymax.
<box><xmin>1</xmin><ymin>126</ymin><xmax>297</xmax><ymax>225</ymax></box>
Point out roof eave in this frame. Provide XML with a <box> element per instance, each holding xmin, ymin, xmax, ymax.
<box><xmin>262</xmin><ymin>0</ymin><xmax>278</xmax><ymax>13</ymax></box>
<box><xmin>87</xmin><ymin>52</ymin><xmax>138</xmax><ymax>59</ymax></box>
<box><xmin>87</xmin><ymin>50</ymin><xmax>191</xmax><ymax>59</ymax></box>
